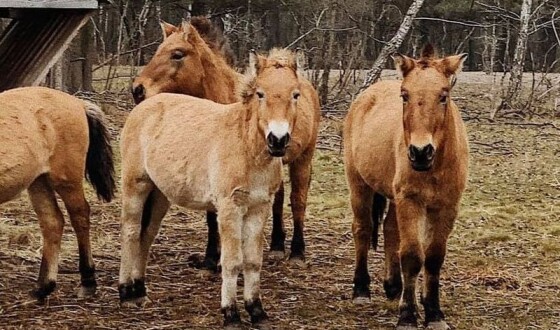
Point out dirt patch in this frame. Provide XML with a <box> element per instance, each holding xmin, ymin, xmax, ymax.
<box><xmin>1</xmin><ymin>78</ymin><xmax>559</xmax><ymax>329</ymax></box>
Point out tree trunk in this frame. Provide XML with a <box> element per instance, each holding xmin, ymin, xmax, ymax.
<box><xmin>361</xmin><ymin>0</ymin><xmax>425</xmax><ymax>89</ymax></box>
<box><xmin>498</xmin><ymin>0</ymin><xmax>533</xmax><ymax>112</ymax></box>
<box><xmin>318</xmin><ymin>6</ymin><xmax>337</xmax><ymax>105</ymax></box>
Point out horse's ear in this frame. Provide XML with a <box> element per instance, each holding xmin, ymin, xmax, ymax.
<box><xmin>421</xmin><ymin>44</ymin><xmax>436</xmax><ymax>59</ymax></box>
<box><xmin>440</xmin><ymin>53</ymin><xmax>468</xmax><ymax>77</ymax></box>
<box><xmin>295</xmin><ymin>48</ymin><xmax>306</xmax><ymax>73</ymax></box>
<box><xmin>392</xmin><ymin>53</ymin><xmax>415</xmax><ymax>77</ymax></box>
<box><xmin>248</xmin><ymin>49</ymin><xmax>264</xmax><ymax>76</ymax></box>
<box><xmin>160</xmin><ymin>21</ymin><xmax>177</xmax><ymax>39</ymax></box>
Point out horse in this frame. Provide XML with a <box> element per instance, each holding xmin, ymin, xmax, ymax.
<box><xmin>118</xmin><ymin>49</ymin><xmax>307</xmax><ymax>328</ymax></box>
<box><xmin>343</xmin><ymin>45</ymin><xmax>469</xmax><ymax>330</ymax></box>
<box><xmin>131</xmin><ymin>18</ymin><xmax>320</xmax><ymax>269</ymax></box>
<box><xmin>0</xmin><ymin>86</ymin><xmax>115</xmax><ymax>300</ymax></box>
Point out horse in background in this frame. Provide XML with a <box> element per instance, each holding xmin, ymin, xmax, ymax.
<box><xmin>0</xmin><ymin>87</ymin><xmax>115</xmax><ymax>300</ymax></box>
<box><xmin>343</xmin><ymin>45</ymin><xmax>469</xmax><ymax>329</ymax></box>
<box><xmin>131</xmin><ymin>17</ymin><xmax>321</xmax><ymax>269</ymax></box>
<box><xmin>119</xmin><ymin>49</ymin><xmax>305</xmax><ymax>328</ymax></box>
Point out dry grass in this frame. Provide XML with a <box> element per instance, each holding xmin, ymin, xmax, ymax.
<box><xmin>0</xmin><ymin>74</ymin><xmax>559</xmax><ymax>329</ymax></box>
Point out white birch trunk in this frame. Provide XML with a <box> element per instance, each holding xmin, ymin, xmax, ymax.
<box><xmin>361</xmin><ymin>0</ymin><xmax>425</xmax><ymax>89</ymax></box>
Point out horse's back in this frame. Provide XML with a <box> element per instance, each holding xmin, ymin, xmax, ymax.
<box><xmin>344</xmin><ymin>80</ymin><xmax>403</xmax><ymax>197</ymax></box>
<box><xmin>0</xmin><ymin>87</ymin><xmax>89</xmax><ymax>201</ymax></box>
<box><xmin>121</xmin><ymin>93</ymin><xmax>233</xmax><ymax>208</ymax></box>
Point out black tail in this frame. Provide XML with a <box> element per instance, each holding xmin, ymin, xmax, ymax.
<box><xmin>85</xmin><ymin>102</ymin><xmax>116</xmax><ymax>202</ymax></box>
<box><xmin>371</xmin><ymin>193</ymin><xmax>387</xmax><ymax>250</ymax></box>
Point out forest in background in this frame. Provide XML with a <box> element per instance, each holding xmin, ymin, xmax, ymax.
<box><xmin>1</xmin><ymin>0</ymin><xmax>559</xmax><ymax>116</ymax></box>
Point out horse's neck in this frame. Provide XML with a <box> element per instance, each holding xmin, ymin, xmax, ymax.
<box><xmin>201</xmin><ymin>53</ymin><xmax>239</xmax><ymax>104</ymax></box>
<box><xmin>237</xmin><ymin>105</ymin><xmax>270</xmax><ymax>166</ymax></box>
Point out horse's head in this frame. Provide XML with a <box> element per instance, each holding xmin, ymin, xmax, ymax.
<box><xmin>132</xmin><ymin>21</ymin><xmax>208</xmax><ymax>104</ymax></box>
<box><xmin>393</xmin><ymin>45</ymin><xmax>467</xmax><ymax>171</ymax></box>
<box><xmin>241</xmin><ymin>48</ymin><xmax>302</xmax><ymax>157</ymax></box>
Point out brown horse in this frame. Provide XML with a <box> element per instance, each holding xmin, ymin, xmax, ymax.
<box><xmin>132</xmin><ymin>18</ymin><xmax>320</xmax><ymax>268</ymax></box>
<box><xmin>0</xmin><ymin>87</ymin><xmax>115</xmax><ymax>300</ymax></box>
<box><xmin>344</xmin><ymin>45</ymin><xmax>468</xmax><ymax>330</ymax></box>
<box><xmin>119</xmin><ymin>49</ymin><xmax>305</xmax><ymax>328</ymax></box>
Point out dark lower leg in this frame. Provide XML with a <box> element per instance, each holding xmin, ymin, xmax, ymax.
<box><xmin>222</xmin><ymin>304</ymin><xmax>242</xmax><ymax>327</ymax></box>
<box><xmin>245</xmin><ymin>298</ymin><xmax>269</xmax><ymax>324</ymax></box>
<box><xmin>204</xmin><ymin>211</ymin><xmax>220</xmax><ymax>271</ymax></box>
<box><xmin>383</xmin><ymin>203</ymin><xmax>402</xmax><ymax>300</ymax></box>
<box><xmin>270</xmin><ymin>183</ymin><xmax>286</xmax><ymax>252</ymax></box>
<box><xmin>422</xmin><ymin>248</ymin><xmax>446</xmax><ymax>324</ymax></box>
<box><xmin>288</xmin><ymin>159</ymin><xmax>312</xmax><ymax>260</ymax></box>
<box><xmin>398</xmin><ymin>247</ymin><xmax>422</xmax><ymax>327</ymax></box>
<box><xmin>118</xmin><ymin>278</ymin><xmax>146</xmax><ymax>302</ymax></box>
<box><xmin>34</xmin><ymin>256</ymin><xmax>57</xmax><ymax>299</ymax></box>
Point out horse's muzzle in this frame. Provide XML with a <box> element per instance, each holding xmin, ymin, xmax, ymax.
<box><xmin>408</xmin><ymin>144</ymin><xmax>435</xmax><ymax>172</ymax></box>
<box><xmin>267</xmin><ymin>132</ymin><xmax>290</xmax><ymax>157</ymax></box>
<box><xmin>132</xmin><ymin>84</ymin><xmax>146</xmax><ymax>104</ymax></box>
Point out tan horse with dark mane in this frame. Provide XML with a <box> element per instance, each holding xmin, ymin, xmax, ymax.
<box><xmin>344</xmin><ymin>45</ymin><xmax>468</xmax><ymax>330</ymax></box>
<box><xmin>119</xmin><ymin>49</ymin><xmax>307</xmax><ymax>328</ymax></box>
<box><xmin>0</xmin><ymin>87</ymin><xmax>115</xmax><ymax>300</ymax></box>
<box><xmin>132</xmin><ymin>18</ymin><xmax>320</xmax><ymax>269</ymax></box>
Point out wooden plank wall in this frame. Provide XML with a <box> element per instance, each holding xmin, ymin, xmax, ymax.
<box><xmin>0</xmin><ymin>10</ymin><xmax>93</xmax><ymax>91</ymax></box>
<box><xmin>0</xmin><ymin>1</ymin><xmax>98</xmax><ymax>9</ymax></box>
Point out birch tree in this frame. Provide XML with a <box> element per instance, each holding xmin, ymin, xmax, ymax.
<box><xmin>496</xmin><ymin>0</ymin><xmax>533</xmax><ymax>114</ymax></box>
<box><xmin>361</xmin><ymin>0</ymin><xmax>425</xmax><ymax>89</ymax></box>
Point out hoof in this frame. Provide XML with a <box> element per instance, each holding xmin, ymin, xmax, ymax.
<box><xmin>425</xmin><ymin>321</ymin><xmax>450</xmax><ymax>330</ymax></box>
<box><xmin>253</xmin><ymin>319</ymin><xmax>272</xmax><ymax>330</ymax></box>
<box><xmin>120</xmin><ymin>296</ymin><xmax>150</xmax><ymax>308</ymax></box>
<box><xmin>187</xmin><ymin>253</ymin><xmax>220</xmax><ymax>273</ymax></box>
<box><xmin>77</xmin><ymin>285</ymin><xmax>96</xmax><ymax>298</ymax></box>
<box><xmin>268</xmin><ymin>250</ymin><xmax>285</xmax><ymax>261</ymax></box>
<box><xmin>222</xmin><ymin>305</ymin><xmax>242</xmax><ymax>329</ymax></box>
<box><xmin>352</xmin><ymin>285</ymin><xmax>371</xmax><ymax>304</ymax></box>
<box><xmin>384</xmin><ymin>278</ymin><xmax>402</xmax><ymax>300</ymax></box>
<box><xmin>31</xmin><ymin>281</ymin><xmax>56</xmax><ymax>300</ymax></box>
<box><xmin>352</xmin><ymin>296</ymin><xmax>371</xmax><ymax>304</ymax></box>
<box><xmin>287</xmin><ymin>255</ymin><xmax>307</xmax><ymax>268</ymax></box>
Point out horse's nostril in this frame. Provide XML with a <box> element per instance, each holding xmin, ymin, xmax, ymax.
<box><xmin>425</xmin><ymin>144</ymin><xmax>435</xmax><ymax>160</ymax></box>
<box><xmin>132</xmin><ymin>85</ymin><xmax>145</xmax><ymax>103</ymax></box>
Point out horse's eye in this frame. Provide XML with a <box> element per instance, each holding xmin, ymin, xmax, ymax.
<box><xmin>256</xmin><ymin>91</ymin><xmax>265</xmax><ymax>99</ymax></box>
<box><xmin>401</xmin><ymin>91</ymin><xmax>409</xmax><ymax>103</ymax></box>
<box><xmin>440</xmin><ymin>91</ymin><xmax>449</xmax><ymax>104</ymax></box>
<box><xmin>293</xmin><ymin>91</ymin><xmax>300</xmax><ymax>100</ymax></box>
<box><xmin>171</xmin><ymin>50</ymin><xmax>185</xmax><ymax>61</ymax></box>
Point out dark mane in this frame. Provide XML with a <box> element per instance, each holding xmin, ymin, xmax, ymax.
<box><xmin>190</xmin><ymin>16</ymin><xmax>236</xmax><ymax>66</ymax></box>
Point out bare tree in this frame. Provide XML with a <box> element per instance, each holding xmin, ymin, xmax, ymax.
<box><xmin>361</xmin><ymin>0</ymin><xmax>425</xmax><ymax>89</ymax></box>
<box><xmin>496</xmin><ymin>0</ymin><xmax>533</xmax><ymax>115</ymax></box>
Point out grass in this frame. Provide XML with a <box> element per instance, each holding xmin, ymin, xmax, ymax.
<box><xmin>0</xmin><ymin>73</ymin><xmax>559</xmax><ymax>329</ymax></box>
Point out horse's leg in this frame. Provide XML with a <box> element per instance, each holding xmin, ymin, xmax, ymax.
<box><xmin>218</xmin><ymin>199</ymin><xmax>244</xmax><ymax>329</ymax></box>
<box><xmin>188</xmin><ymin>211</ymin><xmax>220</xmax><ymax>272</ymax></box>
<box><xmin>54</xmin><ymin>182</ymin><xmax>96</xmax><ymax>298</ymax></box>
<box><xmin>138</xmin><ymin>189</ymin><xmax>170</xmax><ymax>277</ymax></box>
<box><xmin>383</xmin><ymin>202</ymin><xmax>402</xmax><ymax>300</ymax></box>
<box><xmin>269</xmin><ymin>181</ymin><xmax>286</xmax><ymax>259</ymax></box>
<box><xmin>27</xmin><ymin>175</ymin><xmax>64</xmax><ymax>300</ymax></box>
<box><xmin>287</xmin><ymin>150</ymin><xmax>313</xmax><ymax>264</ymax></box>
<box><xmin>119</xmin><ymin>176</ymin><xmax>154</xmax><ymax>307</ymax></box>
<box><xmin>395</xmin><ymin>198</ymin><xmax>425</xmax><ymax>329</ymax></box>
<box><xmin>348</xmin><ymin>172</ymin><xmax>374</xmax><ymax>303</ymax></box>
<box><xmin>421</xmin><ymin>207</ymin><xmax>457</xmax><ymax>330</ymax></box>
<box><xmin>243</xmin><ymin>204</ymin><xmax>269</xmax><ymax>327</ymax></box>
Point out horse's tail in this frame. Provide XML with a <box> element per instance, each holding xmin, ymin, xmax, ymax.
<box><xmin>371</xmin><ymin>193</ymin><xmax>387</xmax><ymax>250</ymax></box>
<box><xmin>84</xmin><ymin>102</ymin><xmax>116</xmax><ymax>202</ymax></box>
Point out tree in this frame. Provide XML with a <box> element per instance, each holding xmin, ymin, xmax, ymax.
<box><xmin>361</xmin><ymin>0</ymin><xmax>425</xmax><ymax>89</ymax></box>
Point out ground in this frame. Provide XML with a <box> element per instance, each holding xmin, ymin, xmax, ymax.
<box><xmin>0</xmin><ymin>72</ymin><xmax>559</xmax><ymax>329</ymax></box>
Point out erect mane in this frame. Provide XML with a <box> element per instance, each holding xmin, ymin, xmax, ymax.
<box><xmin>190</xmin><ymin>16</ymin><xmax>236</xmax><ymax>66</ymax></box>
<box><xmin>417</xmin><ymin>43</ymin><xmax>439</xmax><ymax>69</ymax></box>
<box><xmin>238</xmin><ymin>48</ymin><xmax>298</xmax><ymax>103</ymax></box>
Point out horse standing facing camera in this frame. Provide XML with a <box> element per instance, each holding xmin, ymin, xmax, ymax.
<box><xmin>344</xmin><ymin>45</ymin><xmax>469</xmax><ymax>330</ymax></box>
<box><xmin>119</xmin><ymin>49</ymin><xmax>309</xmax><ymax>328</ymax></box>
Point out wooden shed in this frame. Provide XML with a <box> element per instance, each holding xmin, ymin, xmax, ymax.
<box><xmin>0</xmin><ymin>1</ymin><xmax>100</xmax><ymax>92</ymax></box>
